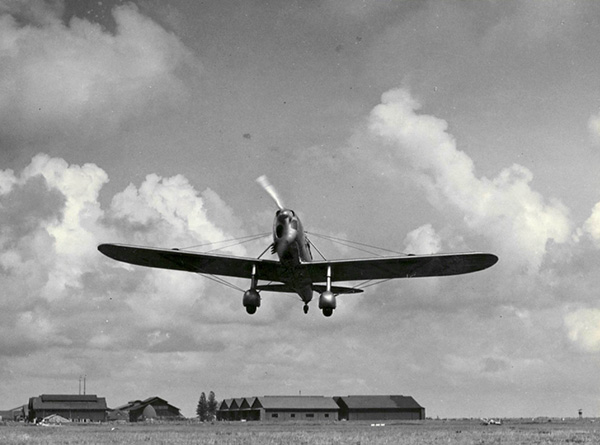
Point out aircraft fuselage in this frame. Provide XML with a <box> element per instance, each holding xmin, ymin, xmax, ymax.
<box><xmin>272</xmin><ymin>209</ymin><xmax>313</xmax><ymax>303</ymax></box>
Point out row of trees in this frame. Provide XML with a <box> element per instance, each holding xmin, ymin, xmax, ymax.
<box><xmin>196</xmin><ymin>391</ymin><xmax>218</xmax><ymax>421</ymax></box>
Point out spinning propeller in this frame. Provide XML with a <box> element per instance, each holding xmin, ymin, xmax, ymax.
<box><xmin>256</xmin><ymin>175</ymin><xmax>285</xmax><ymax>210</ymax></box>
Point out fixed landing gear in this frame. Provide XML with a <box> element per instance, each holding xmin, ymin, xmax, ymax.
<box><xmin>246</xmin><ymin>305</ymin><xmax>257</xmax><ymax>314</ymax></box>
<box><xmin>322</xmin><ymin>308</ymin><xmax>333</xmax><ymax>317</ymax></box>
<box><xmin>303</xmin><ymin>304</ymin><xmax>309</xmax><ymax>314</ymax></box>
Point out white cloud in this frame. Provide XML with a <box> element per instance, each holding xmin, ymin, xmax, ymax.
<box><xmin>367</xmin><ymin>88</ymin><xmax>572</xmax><ymax>273</ymax></box>
<box><xmin>0</xmin><ymin>0</ymin><xmax>65</xmax><ymax>26</ymax></box>
<box><xmin>0</xmin><ymin>2</ymin><xmax>201</xmax><ymax>143</ymax></box>
<box><xmin>0</xmin><ymin>168</ymin><xmax>17</xmax><ymax>195</ymax></box>
<box><xmin>0</xmin><ymin>154</ymin><xmax>246</xmax><ymax>361</ymax></box>
<box><xmin>582</xmin><ymin>202</ymin><xmax>600</xmax><ymax>243</ymax></box>
<box><xmin>109</xmin><ymin>173</ymin><xmax>243</xmax><ymax>254</ymax></box>
<box><xmin>403</xmin><ymin>223</ymin><xmax>441</xmax><ymax>254</ymax></box>
<box><xmin>565</xmin><ymin>308</ymin><xmax>600</xmax><ymax>352</ymax></box>
<box><xmin>588</xmin><ymin>112</ymin><xmax>600</xmax><ymax>146</ymax></box>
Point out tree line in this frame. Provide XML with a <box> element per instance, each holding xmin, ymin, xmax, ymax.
<box><xmin>196</xmin><ymin>391</ymin><xmax>217</xmax><ymax>421</ymax></box>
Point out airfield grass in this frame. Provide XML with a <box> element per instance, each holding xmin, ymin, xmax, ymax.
<box><xmin>1</xmin><ymin>419</ymin><xmax>599</xmax><ymax>444</ymax></box>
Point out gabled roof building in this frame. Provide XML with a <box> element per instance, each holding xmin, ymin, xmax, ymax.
<box><xmin>28</xmin><ymin>394</ymin><xmax>107</xmax><ymax>422</ymax></box>
<box><xmin>217</xmin><ymin>395</ymin><xmax>425</xmax><ymax>421</ymax></box>
<box><xmin>334</xmin><ymin>395</ymin><xmax>425</xmax><ymax>420</ymax></box>
<box><xmin>110</xmin><ymin>396</ymin><xmax>182</xmax><ymax>422</ymax></box>
<box><xmin>218</xmin><ymin>396</ymin><xmax>339</xmax><ymax>421</ymax></box>
<box><xmin>0</xmin><ymin>405</ymin><xmax>27</xmax><ymax>421</ymax></box>
<box><xmin>254</xmin><ymin>396</ymin><xmax>339</xmax><ymax>421</ymax></box>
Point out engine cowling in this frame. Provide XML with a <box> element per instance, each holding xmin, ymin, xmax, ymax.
<box><xmin>319</xmin><ymin>291</ymin><xmax>336</xmax><ymax>317</ymax></box>
<box><xmin>243</xmin><ymin>289</ymin><xmax>261</xmax><ymax>314</ymax></box>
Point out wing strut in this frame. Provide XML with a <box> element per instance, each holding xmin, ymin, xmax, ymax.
<box><xmin>318</xmin><ymin>264</ymin><xmax>336</xmax><ymax>317</ymax></box>
<box><xmin>243</xmin><ymin>264</ymin><xmax>261</xmax><ymax>314</ymax></box>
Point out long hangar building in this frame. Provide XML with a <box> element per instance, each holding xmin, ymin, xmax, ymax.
<box><xmin>218</xmin><ymin>395</ymin><xmax>425</xmax><ymax>421</ymax></box>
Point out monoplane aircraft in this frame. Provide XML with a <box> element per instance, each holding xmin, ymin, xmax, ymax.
<box><xmin>98</xmin><ymin>176</ymin><xmax>498</xmax><ymax>317</ymax></box>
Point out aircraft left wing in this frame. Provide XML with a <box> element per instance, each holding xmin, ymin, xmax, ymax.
<box><xmin>302</xmin><ymin>252</ymin><xmax>498</xmax><ymax>283</ymax></box>
<box><xmin>98</xmin><ymin>244</ymin><xmax>285</xmax><ymax>281</ymax></box>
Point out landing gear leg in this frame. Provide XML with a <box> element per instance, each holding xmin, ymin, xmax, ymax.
<box><xmin>303</xmin><ymin>304</ymin><xmax>309</xmax><ymax>314</ymax></box>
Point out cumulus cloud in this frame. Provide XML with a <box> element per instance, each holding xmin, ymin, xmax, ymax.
<box><xmin>565</xmin><ymin>308</ymin><xmax>600</xmax><ymax>352</ymax></box>
<box><xmin>403</xmin><ymin>223</ymin><xmax>441</xmax><ymax>254</ymax></box>
<box><xmin>109</xmin><ymin>174</ymin><xmax>241</xmax><ymax>252</ymax></box>
<box><xmin>0</xmin><ymin>1</ymin><xmax>201</xmax><ymax>144</ymax></box>
<box><xmin>0</xmin><ymin>0</ymin><xmax>65</xmax><ymax>26</ymax></box>
<box><xmin>582</xmin><ymin>202</ymin><xmax>600</xmax><ymax>243</ymax></box>
<box><xmin>367</xmin><ymin>88</ymin><xmax>572</xmax><ymax>272</ymax></box>
<box><xmin>0</xmin><ymin>154</ymin><xmax>246</xmax><ymax>360</ymax></box>
<box><xmin>588</xmin><ymin>112</ymin><xmax>600</xmax><ymax>147</ymax></box>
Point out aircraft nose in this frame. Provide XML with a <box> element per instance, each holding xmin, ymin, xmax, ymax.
<box><xmin>276</xmin><ymin>222</ymin><xmax>285</xmax><ymax>238</ymax></box>
<box><xmin>275</xmin><ymin>211</ymin><xmax>294</xmax><ymax>239</ymax></box>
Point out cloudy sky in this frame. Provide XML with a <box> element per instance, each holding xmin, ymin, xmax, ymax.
<box><xmin>1</xmin><ymin>0</ymin><xmax>600</xmax><ymax>418</ymax></box>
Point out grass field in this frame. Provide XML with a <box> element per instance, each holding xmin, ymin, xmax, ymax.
<box><xmin>1</xmin><ymin>419</ymin><xmax>599</xmax><ymax>444</ymax></box>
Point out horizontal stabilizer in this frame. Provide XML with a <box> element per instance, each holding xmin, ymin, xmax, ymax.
<box><xmin>256</xmin><ymin>284</ymin><xmax>363</xmax><ymax>294</ymax></box>
<box><xmin>312</xmin><ymin>284</ymin><xmax>363</xmax><ymax>295</ymax></box>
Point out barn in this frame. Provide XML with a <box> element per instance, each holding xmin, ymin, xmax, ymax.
<box><xmin>334</xmin><ymin>395</ymin><xmax>425</xmax><ymax>421</ymax></box>
<box><xmin>28</xmin><ymin>394</ymin><xmax>107</xmax><ymax>422</ymax></box>
<box><xmin>110</xmin><ymin>396</ymin><xmax>183</xmax><ymax>422</ymax></box>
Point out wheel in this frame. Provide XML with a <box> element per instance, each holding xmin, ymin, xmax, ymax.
<box><xmin>246</xmin><ymin>305</ymin><xmax>257</xmax><ymax>314</ymax></box>
<box><xmin>322</xmin><ymin>308</ymin><xmax>333</xmax><ymax>317</ymax></box>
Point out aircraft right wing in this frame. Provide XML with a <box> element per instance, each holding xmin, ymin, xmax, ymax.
<box><xmin>302</xmin><ymin>252</ymin><xmax>498</xmax><ymax>283</ymax></box>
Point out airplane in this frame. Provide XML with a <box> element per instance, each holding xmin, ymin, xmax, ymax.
<box><xmin>98</xmin><ymin>176</ymin><xmax>498</xmax><ymax>317</ymax></box>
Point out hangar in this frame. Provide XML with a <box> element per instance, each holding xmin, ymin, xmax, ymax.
<box><xmin>253</xmin><ymin>396</ymin><xmax>339</xmax><ymax>421</ymax></box>
<box><xmin>28</xmin><ymin>394</ymin><xmax>107</xmax><ymax>422</ymax></box>
<box><xmin>217</xmin><ymin>395</ymin><xmax>425</xmax><ymax>421</ymax></box>
<box><xmin>218</xmin><ymin>396</ymin><xmax>339</xmax><ymax>421</ymax></box>
<box><xmin>110</xmin><ymin>396</ymin><xmax>183</xmax><ymax>422</ymax></box>
<box><xmin>334</xmin><ymin>395</ymin><xmax>425</xmax><ymax>421</ymax></box>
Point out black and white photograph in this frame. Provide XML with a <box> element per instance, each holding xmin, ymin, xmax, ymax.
<box><xmin>1</xmin><ymin>0</ymin><xmax>599</xmax><ymax>442</ymax></box>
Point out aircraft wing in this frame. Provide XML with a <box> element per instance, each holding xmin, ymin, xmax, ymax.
<box><xmin>98</xmin><ymin>244</ymin><xmax>285</xmax><ymax>282</ymax></box>
<box><xmin>99</xmin><ymin>244</ymin><xmax>497</xmax><ymax>287</ymax></box>
<box><xmin>303</xmin><ymin>253</ymin><xmax>498</xmax><ymax>283</ymax></box>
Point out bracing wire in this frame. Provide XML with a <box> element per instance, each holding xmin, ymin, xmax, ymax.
<box><xmin>182</xmin><ymin>232</ymin><xmax>272</xmax><ymax>293</ymax></box>
<box><xmin>306</xmin><ymin>231</ymin><xmax>408</xmax><ymax>292</ymax></box>
<box><xmin>204</xmin><ymin>234</ymin><xmax>272</xmax><ymax>253</ymax></box>
<box><xmin>183</xmin><ymin>230</ymin><xmax>404</xmax><ymax>294</ymax></box>
<box><xmin>178</xmin><ymin>232</ymin><xmax>271</xmax><ymax>252</ymax></box>
<box><xmin>357</xmin><ymin>278</ymin><xmax>394</xmax><ymax>290</ymax></box>
<box><xmin>197</xmin><ymin>273</ymin><xmax>246</xmax><ymax>293</ymax></box>
<box><xmin>306</xmin><ymin>231</ymin><xmax>408</xmax><ymax>257</ymax></box>
<box><xmin>307</xmin><ymin>237</ymin><xmax>327</xmax><ymax>260</ymax></box>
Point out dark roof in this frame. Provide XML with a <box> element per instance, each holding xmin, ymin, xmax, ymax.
<box><xmin>31</xmin><ymin>394</ymin><xmax>107</xmax><ymax>411</ymax></box>
<box><xmin>253</xmin><ymin>396</ymin><xmax>339</xmax><ymax>410</ymax></box>
<box><xmin>218</xmin><ymin>399</ymin><xmax>231</xmax><ymax>410</ymax></box>
<box><xmin>390</xmin><ymin>396</ymin><xmax>423</xmax><ymax>409</ymax></box>
<box><xmin>112</xmin><ymin>396</ymin><xmax>179</xmax><ymax>413</ymax></box>
<box><xmin>336</xmin><ymin>395</ymin><xmax>423</xmax><ymax>410</ymax></box>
